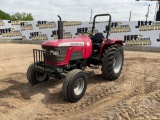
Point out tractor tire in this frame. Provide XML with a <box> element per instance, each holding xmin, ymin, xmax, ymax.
<box><xmin>27</xmin><ymin>63</ymin><xmax>49</xmax><ymax>85</ymax></box>
<box><xmin>101</xmin><ymin>44</ymin><xmax>124</xmax><ymax>80</ymax></box>
<box><xmin>62</xmin><ymin>69</ymin><xmax>87</xmax><ymax>102</ymax></box>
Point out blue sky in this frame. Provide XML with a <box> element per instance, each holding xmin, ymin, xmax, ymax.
<box><xmin>0</xmin><ymin>0</ymin><xmax>158</xmax><ymax>21</ymax></box>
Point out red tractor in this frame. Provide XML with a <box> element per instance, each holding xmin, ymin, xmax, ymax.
<box><xmin>27</xmin><ymin>14</ymin><xmax>124</xmax><ymax>102</ymax></box>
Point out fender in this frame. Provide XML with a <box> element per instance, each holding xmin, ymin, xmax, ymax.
<box><xmin>100</xmin><ymin>39</ymin><xmax>123</xmax><ymax>58</ymax></box>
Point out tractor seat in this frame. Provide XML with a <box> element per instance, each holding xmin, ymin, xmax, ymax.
<box><xmin>92</xmin><ymin>33</ymin><xmax>104</xmax><ymax>43</ymax></box>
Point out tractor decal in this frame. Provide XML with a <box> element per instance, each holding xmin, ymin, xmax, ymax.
<box><xmin>58</xmin><ymin>42</ymin><xmax>84</xmax><ymax>46</ymax></box>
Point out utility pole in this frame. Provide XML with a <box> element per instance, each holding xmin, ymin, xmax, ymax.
<box><xmin>136</xmin><ymin>0</ymin><xmax>160</xmax><ymax>21</ymax></box>
<box><xmin>146</xmin><ymin>4</ymin><xmax>150</xmax><ymax>21</ymax></box>
<box><xmin>156</xmin><ymin>1</ymin><xmax>160</xmax><ymax>21</ymax></box>
<box><xmin>154</xmin><ymin>2</ymin><xmax>158</xmax><ymax>21</ymax></box>
<box><xmin>129</xmin><ymin>11</ymin><xmax>131</xmax><ymax>21</ymax></box>
<box><xmin>90</xmin><ymin>9</ymin><xmax>92</xmax><ymax>22</ymax></box>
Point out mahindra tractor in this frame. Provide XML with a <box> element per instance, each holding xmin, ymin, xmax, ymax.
<box><xmin>27</xmin><ymin>14</ymin><xmax>124</xmax><ymax>102</ymax></box>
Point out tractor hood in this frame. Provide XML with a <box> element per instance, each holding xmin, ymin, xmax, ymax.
<box><xmin>42</xmin><ymin>35</ymin><xmax>90</xmax><ymax>47</ymax></box>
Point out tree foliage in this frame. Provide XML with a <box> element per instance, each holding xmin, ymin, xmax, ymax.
<box><xmin>0</xmin><ymin>10</ymin><xmax>11</xmax><ymax>20</ymax></box>
<box><xmin>11</xmin><ymin>12</ymin><xmax>34</xmax><ymax>21</ymax></box>
<box><xmin>0</xmin><ymin>10</ymin><xmax>34</xmax><ymax>21</ymax></box>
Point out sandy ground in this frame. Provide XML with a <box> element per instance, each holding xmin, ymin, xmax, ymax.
<box><xmin>0</xmin><ymin>43</ymin><xmax>160</xmax><ymax>120</ymax></box>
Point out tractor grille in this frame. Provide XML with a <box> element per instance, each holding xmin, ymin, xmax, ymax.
<box><xmin>33</xmin><ymin>49</ymin><xmax>54</xmax><ymax>71</ymax></box>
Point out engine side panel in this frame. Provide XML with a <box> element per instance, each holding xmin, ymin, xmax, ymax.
<box><xmin>70</xmin><ymin>51</ymin><xmax>83</xmax><ymax>60</ymax></box>
<box><xmin>66</xmin><ymin>45</ymin><xmax>85</xmax><ymax>61</ymax></box>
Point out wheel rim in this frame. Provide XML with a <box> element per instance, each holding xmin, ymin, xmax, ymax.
<box><xmin>35</xmin><ymin>71</ymin><xmax>47</xmax><ymax>81</ymax></box>
<box><xmin>74</xmin><ymin>78</ymin><xmax>85</xmax><ymax>95</ymax></box>
<box><xmin>113</xmin><ymin>52</ymin><xmax>123</xmax><ymax>74</ymax></box>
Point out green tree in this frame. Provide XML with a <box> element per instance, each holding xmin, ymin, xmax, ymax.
<box><xmin>11</xmin><ymin>12</ymin><xmax>34</xmax><ymax>21</ymax></box>
<box><xmin>0</xmin><ymin>10</ymin><xmax>11</xmax><ymax>20</ymax></box>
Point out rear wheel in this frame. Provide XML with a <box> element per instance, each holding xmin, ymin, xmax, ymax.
<box><xmin>27</xmin><ymin>63</ymin><xmax>49</xmax><ymax>85</ymax></box>
<box><xmin>101</xmin><ymin>44</ymin><xmax>124</xmax><ymax>80</ymax></box>
<box><xmin>62</xmin><ymin>69</ymin><xmax>87</xmax><ymax>102</ymax></box>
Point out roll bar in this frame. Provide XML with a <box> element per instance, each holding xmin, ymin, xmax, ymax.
<box><xmin>91</xmin><ymin>14</ymin><xmax>111</xmax><ymax>39</ymax></box>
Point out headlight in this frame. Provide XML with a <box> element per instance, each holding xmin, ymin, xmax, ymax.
<box><xmin>50</xmin><ymin>50</ymin><xmax>60</xmax><ymax>55</ymax></box>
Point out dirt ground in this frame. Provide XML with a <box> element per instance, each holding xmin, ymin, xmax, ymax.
<box><xmin>0</xmin><ymin>44</ymin><xmax>160</xmax><ymax>120</ymax></box>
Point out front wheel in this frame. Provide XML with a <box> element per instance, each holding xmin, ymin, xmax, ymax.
<box><xmin>62</xmin><ymin>69</ymin><xmax>87</xmax><ymax>102</ymax></box>
<box><xmin>101</xmin><ymin>44</ymin><xmax>124</xmax><ymax>80</ymax></box>
<box><xmin>27</xmin><ymin>63</ymin><xmax>49</xmax><ymax>85</ymax></box>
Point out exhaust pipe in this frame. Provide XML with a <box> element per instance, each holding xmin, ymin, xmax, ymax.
<box><xmin>57</xmin><ymin>15</ymin><xmax>63</xmax><ymax>39</ymax></box>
